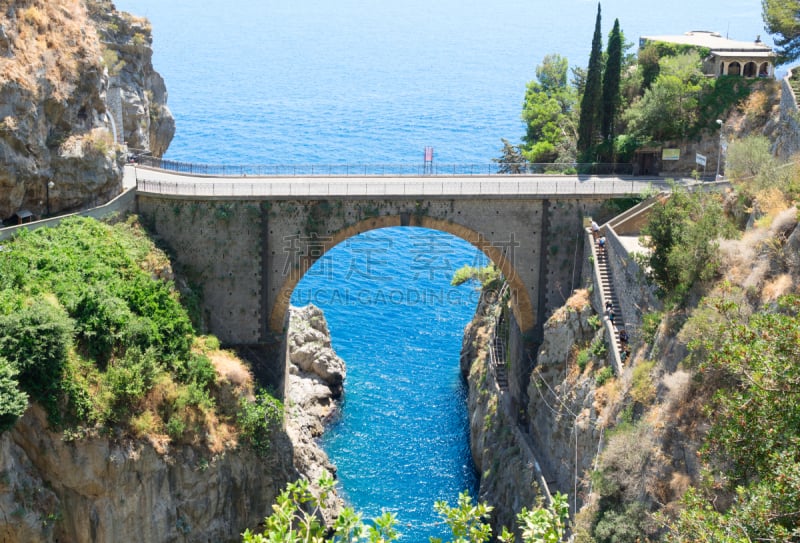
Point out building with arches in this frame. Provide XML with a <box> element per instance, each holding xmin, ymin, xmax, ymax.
<box><xmin>639</xmin><ymin>30</ymin><xmax>775</xmax><ymax>78</ymax></box>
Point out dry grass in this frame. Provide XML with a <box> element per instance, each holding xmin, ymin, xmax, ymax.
<box><xmin>762</xmin><ymin>273</ymin><xmax>794</xmax><ymax>302</ymax></box>
<box><xmin>1</xmin><ymin>0</ymin><xmax>102</xmax><ymax>101</ymax></box>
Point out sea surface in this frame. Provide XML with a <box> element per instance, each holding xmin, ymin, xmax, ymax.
<box><xmin>111</xmin><ymin>0</ymin><xmax>770</xmax><ymax>539</ymax></box>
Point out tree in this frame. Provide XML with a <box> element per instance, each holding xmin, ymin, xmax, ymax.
<box><xmin>639</xmin><ymin>184</ymin><xmax>734</xmax><ymax>305</ymax></box>
<box><xmin>762</xmin><ymin>0</ymin><xmax>800</xmax><ymax>64</ymax></box>
<box><xmin>521</xmin><ymin>55</ymin><xmax>577</xmax><ymax>164</ymax></box>
<box><xmin>493</xmin><ymin>139</ymin><xmax>526</xmax><ymax>174</ymax></box>
<box><xmin>665</xmin><ymin>295</ymin><xmax>800</xmax><ymax>541</ymax></box>
<box><xmin>623</xmin><ymin>52</ymin><xmax>705</xmax><ymax>141</ymax></box>
<box><xmin>600</xmin><ymin>19</ymin><xmax>622</xmax><ymax>143</ymax></box>
<box><xmin>577</xmin><ymin>3</ymin><xmax>603</xmax><ymax>157</ymax></box>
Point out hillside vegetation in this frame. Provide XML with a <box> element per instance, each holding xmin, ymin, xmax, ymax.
<box><xmin>0</xmin><ymin>216</ymin><xmax>281</xmax><ymax>455</ymax></box>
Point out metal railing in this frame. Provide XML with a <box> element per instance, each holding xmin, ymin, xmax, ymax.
<box><xmin>135</xmin><ymin>176</ymin><xmax>673</xmax><ymax>198</ymax></box>
<box><xmin>136</xmin><ymin>156</ymin><xmax>636</xmax><ymax>177</ymax></box>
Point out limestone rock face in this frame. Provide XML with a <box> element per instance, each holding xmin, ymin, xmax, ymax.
<box><xmin>461</xmin><ymin>291</ymin><xmax>545</xmax><ymax>533</ymax></box>
<box><xmin>526</xmin><ymin>293</ymin><xmax>604</xmax><ymax>503</ymax></box>
<box><xmin>0</xmin><ymin>405</ymin><xmax>295</xmax><ymax>543</ymax></box>
<box><xmin>0</xmin><ymin>0</ymin><xmax>174</xmax><ymax>220</ymax></box>
<box><xmin>284</xmin><ymin>304</ymin><xmax>347</xmax><ymax>523</ymax></box>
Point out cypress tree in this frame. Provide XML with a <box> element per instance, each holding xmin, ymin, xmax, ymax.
<box><xmin>577</xmin><ymin>3</ymin><xmax>603</xmax><ymax>157</ymax></box>
<box><xmin>601</xmin><ymin>18</ymin><xmax>622</xmax><ymax>142</ymax></box>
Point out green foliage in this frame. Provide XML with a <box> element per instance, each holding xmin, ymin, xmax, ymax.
<box><xmin>587</xmin><ymin>314</ymin><xmax>601</xmax><ymax>329</ymax></box>
<box><xmin>243</xmin><ymin>475</ymin><xmax>399</xmax><ymax>543</ymax></box>
<box><xmin>0</xmin><ymin>357</ymin><xmax>28</xmax><ymax>432</ymax></box>
<box><xmin>600</xmin><ymin>19</ymin><xmax>623</xmax><ymax>144</ymax></box>
<box><xmin>576</xmin><ymin>349</ymin><xmax>591</xmax><ymax>372</ymax></box>
<box><xmin>494</xmin><ymin>139</ymin><xmax>527</xmax><ymax>173</ymax></box>
<box><xmin>590</xmin><ymin>336</ymin><xmax>607</xmax><ymax>358</ymax></box>
<box><xmin>726</xmin><ymin>135</ymin><xmax>800</xmax><ymax>217</ymax></box>
<box><xmin>595</xmin><ymin>366</ymin><xmax>614</xmax><ymax>387</ymax></box>
<box><xmin>237</xmin><ymin>389</ymin><xmax>283</xmax><ymax>457</ymax></box>
<box><xmin>0</xmin><ymin>297</ymin><xmax>73</xmax><ymax>420</ymax></box>
<box><xmin>244</xmin><ymin>478</ymin><xmax>571</xmax><ymax>543</ymax></box>
<box><xmin>590</xmin><ymin>422</ymin><xmax>656</xmax><ymax>542</ymax></box>
<box><xmin>0</xmin><ymin>217</ymin><xmax>218</xmax><ymax>437</ymax></box>
<box><xmin>763</xmin><ymin>0</ymin><xmax>800</xmax><ymax>64</ymax></box>
<box><xmin>577</xmin><ymin>3</ymin><xmax>603</xmax><ymax>156</ymax></box>
<box><xmin>629</xmin><ymin>360</ymin><xmax>656</xmax><ymax>404</ymax></box>
<box><xmin>499</xmin><ymin>492</ymin><xmax>570</xmax><ymax>543</ymax></box>
<box><xmin>640</xmin><ymin>311</ymin><xmax>662</xmax><ymax>344</ymax></box>
<box><xmin>667</xmin><ymin>295</ymin><xmax>800</xmax><ymax>541</ymax></box>
<box><xmin>639</xmin><ymin>184</ymin><xmax>735</xmax><ymax>305</ymax></box>
<box><xmin>431</xmin><ymin>491</ymin><xmax>494</xmax><ymax>543</ymax></box>
<box><xmin>624</xmin><ymin>53</ymin><xmax>706</xmax><ymax>141</ymax></box>
<box><xmin>521</xmin><ymin>55</ymin><xmax>577</xmax><ymax>164</ymax></box>
<box><xmin>451</xmin><ymin>264</ymin><xmax>502</xmax><ymax>290</ymax></box>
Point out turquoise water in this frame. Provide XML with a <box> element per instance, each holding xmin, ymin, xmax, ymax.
<box><xmin>291</xmin><ymin>227</ymin><xmax>487</xmax><ymax>540</ymax></box>
<box><xmin>111</xmin><ymin>1</ymin><xmax>769</xmax><ymax>539</ymax></box>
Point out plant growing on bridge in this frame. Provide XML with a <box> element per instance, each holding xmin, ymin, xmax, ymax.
<box><xmin>451</xmin><ymin>264</ymin><xmax>502</xmax><ymax>290</ymax></box>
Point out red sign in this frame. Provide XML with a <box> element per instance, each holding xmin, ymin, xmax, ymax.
<box><xmin>424</xmin><ymin>146</ymin><xmax>433</xmax><ymax>162</ymax></box>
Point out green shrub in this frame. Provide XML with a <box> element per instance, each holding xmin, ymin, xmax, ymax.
<box><xmin>641</xmin><ymin>311</ymin><xmax>662</xmax><ymax>344</ymax></box>
<box><xmin>590</xmin><ymin>336</ymin><xmax>607</xmax><ymax>358</ymax></box>
<box><xmin>237</xmin><ymin>389</ymin><xmax>283</xmax><ymax>456</ymax></box>
<box><xmin>630</xmin><ymin>360</ymin><xmax>656</xmax><ymax>404</ymax></box>
<box><xmin>104</xmin><ymin>347</ymin><xmax>161</xmax><ymax>419</ymax></box>
<box><xmin>587</xmin><ymin>314</ymin><xmax>601</xmax><ymax>329</ymax></box>
<box><xmin>450</xmin><ymin>264</ymin><xmax>502</xmax><ymax>290</ymax></box>
<box><xmin>595</xmin><ymin>366</ymin><xmax>614</xmax><ymax>386</ymax></box>
<box><xmin>166</xmin><ymin>415</ymin><xmax>186</xmax><ymax>439</ymax></box>
<box><xmin>0</xmin><ymin>298</ymin><xmax>73</xmax><ymax>420</ymax></box>
<box><xmin>576</xmin><ymin>349</ymin><xmax>591</xmax><ymax>372</ymax></box>
<box><xmin>0</xmin><ymin>357</ymin><xmax>28</xmax><ymax>432</ymax></box>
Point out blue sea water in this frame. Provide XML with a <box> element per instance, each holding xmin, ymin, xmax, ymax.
<box><xmin>111</xmin><ymin>0</ymin><xmax>770</xmax><ymax>539</ymax></box>
<box><xmin>290</xmin><ymin>227</ymin><xmax>487</xmax><ymax>541</ymax></box>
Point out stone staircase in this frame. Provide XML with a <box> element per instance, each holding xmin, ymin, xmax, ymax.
<box><xmin>594</xmin><ymin>235</ymin><xmax>626</xmax><ymax>360</ymax></box>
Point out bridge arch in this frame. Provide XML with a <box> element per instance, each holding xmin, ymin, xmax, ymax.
<box><xmin>269</xmin><ymin>214</ymin><xmax>534</xmax><ymax>335</ymax></box>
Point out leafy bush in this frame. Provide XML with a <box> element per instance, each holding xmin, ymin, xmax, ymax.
<box><xmin>237</xmin><ymin>389</ymin><xmax>283</xmax><ymax>456</ymax></box>
<box><xmin>0</xmin><ymin>297</ymin><xmax>73</xmax><ymax>419</ymax></box>
<box><xmin>595</xmin><ymin>366</ymin><xmax>614</xmax><ymax>386</ymax></box>
<box><xmin>590</xmin><ymin>336</ymin><xmax>607</xmax><ymax>358</ymax></box>
<box><xmin>639</xmin><ymin>184</ymin><xmax>735</xmax><ymax>305</ymax></box>
<box><xmin>451</xmin><ymin>264</ymin><xmax>502</xmax><ymax>290</ymax></box>
<box><xmin>640</xmin><ymin>311</ymin><xmax>662</xmax><ymax>344</ymax></box>
<box><xmin>667</xmin><ymin>295</ymin><xmax>800</xmax><ymax>541</ymax></box>
<box><xmin>0</xmin><ymin>357</ymin><xmax>28</xmax><ymax>432</ymax></box>
<box><xmin>576</xmin><ymin>349</ymin><xmax>591</xmax><ymax>372</ymax></box>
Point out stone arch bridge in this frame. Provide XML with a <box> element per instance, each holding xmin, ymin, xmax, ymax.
<box><xmin>132</xmin><ymin>166</ymin><xmax>665</xmax><ymax>349</ymax></box>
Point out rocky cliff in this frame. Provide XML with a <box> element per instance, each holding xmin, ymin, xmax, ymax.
<box><xmin>284</xmin><ymin>304</ymin><xmax>347</xmax><ymax>523</ymax></box>
<box><xmin>0</xmin><ymin>0</ymin><xmax>174</xmax><ymax>220</ymax></box>
<box><xmin>461</xmin><ymin>290</ymin><xmax>548</xmax><ymax>533</ymax></box>
<box><xmin>0</xmin><ymin>304</ymin><xmax>346</xmax><ymax>542</ymax></box>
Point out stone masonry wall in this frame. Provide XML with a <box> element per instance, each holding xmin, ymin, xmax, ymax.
<box><xmin>775</xmin><ymin>69</ymin><xmax>800</xmax><ymax>160</ymax></box>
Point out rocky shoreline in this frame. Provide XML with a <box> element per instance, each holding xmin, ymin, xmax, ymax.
<box><xmin>283</xmin><ymin>304</ymin><xmax>348</xmax><ymax>523</ymax></box>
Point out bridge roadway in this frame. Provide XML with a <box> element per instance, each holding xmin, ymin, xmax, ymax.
<box><xmin>132</xmin><ymin>166</ymin><xmax>688</xmax><ymax>198</ymax></box>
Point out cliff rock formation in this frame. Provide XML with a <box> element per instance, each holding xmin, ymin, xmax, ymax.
<box><xmin>0</xmin><ymin>0</ymin><xmax>174</xmax><ymax>220</ymax></box>
<box><xmin>461</xmin><ymin>291</ymin><xmax>547</xmax><ymax>533</ymax></box>
<box><xmin>284</xmin><ymin>304</ymin><xmax>347</xmax><ymax>523</ymax></box>
<box><xmin>0</xmin><ymin>404</ymin><xmax>295</xmax><ymax>543</ymax></box>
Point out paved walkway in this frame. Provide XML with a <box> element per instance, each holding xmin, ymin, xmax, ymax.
<box><xmin>130</xmin><ymin>165</ymin><xmax>692</xmax><ymax>199</ymax></box>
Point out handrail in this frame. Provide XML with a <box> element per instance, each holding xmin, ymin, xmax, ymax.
<box><xmin>485</xmin><ymin>283</ymin><xmax>553</xmax><ymax>506</ymax></box>
<box><xmin>587</xmin><ymin>229</ymin><xmax>624</xmax><ymax>376</ymax></box>
<box><xmin>134</xmin><ymin>174</ymin><xmax>678</xmax><ymax>199</ymax></box>
<box><xmin>136</xmin><ymin>156</ymin><xmax>639</xmax><ymax>177</ymax></box>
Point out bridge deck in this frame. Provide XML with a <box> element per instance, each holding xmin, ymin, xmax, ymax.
<box><xmin>131</xmin><ymin>166</ymin><xmax>688</xmax><ymax>199</ymax></box>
